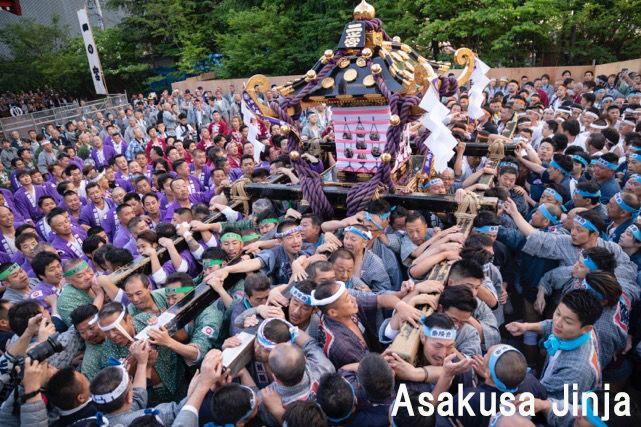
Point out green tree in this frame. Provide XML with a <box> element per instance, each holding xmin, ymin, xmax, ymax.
<box><xmin>415</xmin><ymin>0</ymin><xmax>641</xmax><ymax>67</ymax></box>
<box><xmin>0</xmin><ymin>16</ymin><xmax>72</xmax><ymax>92</ymax></box>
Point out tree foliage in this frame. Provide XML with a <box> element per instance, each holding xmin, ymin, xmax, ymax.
<box><xmin>0</xmin><ymin>16</ymin><xmax>151</xmax><ymax>94</ymax></box>
<box><xmin>1</xmin><ymin>0</ymin><xmax>639</xmax><ymax>95</ymax></box>
<box><xmin>416</xmin><ymin>0</ymin><xmax>641</xmax><ymax>67</ymax></box>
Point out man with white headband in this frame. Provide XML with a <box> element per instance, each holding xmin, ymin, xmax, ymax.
<box><xmin>342</xmin><ymin>223</ymin><xmax>391</xmax><ymax>292</ymax></box>
<box><xmin>383</xmin><ymin>313</ymin><xmax>475</xmax><ymax>394</ymax></box>
<box><xmin>88</xmin><ymin>341</ymin><xmax>221</xmax><ymax>426</ymax></box>
<box><xmin>314</xmin><ymin>280</ymin><xmax>421</xmax><ymax>368</ymax></box>
<box><xmin>57</xmin><ymin>258</ymin><xmax>103</xmax><ymax>328</ymax></box>
<box><xmin>233</xmin><ymin>280</ymin><xmax>318</xmax><ymax>338</ymax></box>
<box><xmin>98</xmin><ymin>299</ymin><xmax>184</xmax><ymax>405</ymax></box>
<box><xmin>96</xmin><ymin>302</ymin><xmax>138</xmax><ymax>362</ymax></box>
<box><xmin>258</xmin><ymin>326</ymin><xmax>335</xmax><ymax>425</ymax></box>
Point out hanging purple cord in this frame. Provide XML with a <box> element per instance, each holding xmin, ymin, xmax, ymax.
<box><xmin>267</xmin><ymin>51</ymin><xmax>345</xmax><ymax>219</ymax></box>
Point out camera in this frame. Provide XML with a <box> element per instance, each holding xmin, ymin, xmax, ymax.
<box><xmin>27</xmin><ymin>333</ymin><xmax>65</xmax><ymax>362</ymax></box>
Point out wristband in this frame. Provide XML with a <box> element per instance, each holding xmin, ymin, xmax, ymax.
<box><xmin>20</xmin><ymin>388</ymin><xmax>44</xmax><ymax>404</ymax></box>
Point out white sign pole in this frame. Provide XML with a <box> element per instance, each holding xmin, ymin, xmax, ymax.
<box><xmin>77</xmin><ymin>8</ymin><xmax>108</xmax><ymax>95</ymax></box>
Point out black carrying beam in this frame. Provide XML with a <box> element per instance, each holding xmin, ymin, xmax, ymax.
<box><xmin>244</xmin><ymin>179</ymin><xmax>497</xmax><ymax>212</ymax></box>
<box><xmin>318</xmin><ymin>142</ymin><xmax>516</xmax><ymax>157</ymax></box>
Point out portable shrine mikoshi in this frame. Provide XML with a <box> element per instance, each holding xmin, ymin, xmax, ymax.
<box><xmin>241</xmin><ymin>0</ymin><xmax>513</xmax><ymax>218</ymax></box>
<box><xmin>241</xmin><ymin>0</ymin><xmax>511</xmax><ymax>364</ymax></box>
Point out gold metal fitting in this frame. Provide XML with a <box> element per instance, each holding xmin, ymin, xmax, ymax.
<box><xmin>361</xmin><ymin>48</ymin><xmax>373</xmax><ymax>59</ymax></box>
<box><xmin>380</xmin><ymin>153</ymin><xmax>392</xmax><ymax>163</ymax></box>
<box><xmin>389</xmin><ymin>114</ymin><xmax>401</xmax><ymax>126</ymax></box>
<box><xmin>305</xmin><ymin>70</ymin><xmax>317</xmax><ymax>82</ymax></box>
<box><xmin>280</xmin><ymin>125</ymin><xmax>291</xmax><ymax>135</ymax></box>
<box><xmin>371</xmin><ymin>64</ymin><xmax>382</xmax><ymax>75</ymax></box>
<box><xmin>289</xmin><ymin>150</ymin><xmax>301</xmax><ymax>161</ymax></box>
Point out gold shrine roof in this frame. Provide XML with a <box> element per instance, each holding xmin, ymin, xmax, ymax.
<box><xmin>275</xmin><ymin>38</ymin><xmax>452</xmax><ymax>108</ymax></box>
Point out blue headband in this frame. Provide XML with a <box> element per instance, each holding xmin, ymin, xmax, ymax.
<box><xmin>550</xmin><ymin>159</ymin><xmax>570</xmax><ymax>175</ymax></box>
<box><xmin>275</xmin><ymin>225</ymin><xmax>302</xmax><ymax>239</ymax></box>
<box><xmin>257</xmin><ymin>318</ymin><xmax>298</xmax><ymax>349</ymax></box>
<box><xmin>583</xmin><ymin>394</ymin><xmax>608</xmax><ymax>427</ymax></box>
<box><xmin>614</xmin><ymin>192</ymin><xmax>639</xmax><ymax>216</ymax></box>
<box><xmin>574</xmin><ymin>216</ymin><xmax>599</xmax><ymax>233</ymax></box>
<box><xmin>576</xmin><ymin>189</ymin><xmax>601</xmax><ymax>198</ymax></box>
<box><xmin>488</xmin><ymin>345</ymin><xmax>521</xmax><ymax>392</ymax></box>
<box><xmin>499</xmin><ymin>161</ymin><xmax>519</xmax><ymax>171</ymax></box>
<box><xmin>474</xmin><ymin>225</ymin><xmax>499</xmax><ymax>234</ymax></box>
<box><xmin>326</xmin><ymin>378</ymin><xmax>357</xmax><ymax>424</ymax></box>
<box><xmin>595</xmin><ymin>157</ymin><xmax>618</xmax><ymax>170</ymax></box>
<box><xmin>538</xmin><ymin>204</ymin><xmax>560</xmax><ymax>224</ymax></box>
<box><xmin>364</xmin><ymin>212</ymin><xmax>385</xmax><ymax>231</ymax></box>
<box><xmin>582</xmin><ymin>255</ymin><xmax>598</xmax><ymax>272</ymax></box>
<box><xmin>419</xmin><ymin>178</ymin><xmax>443</xmax><ymax>190</ymax></box>
<box><xmin>572</xmin><ymin>155</ymin><xmax>588</xmax><ymax>167</ymax></box>
<box><xmin>204</xmin><ymin>385</ymin><xmax>257</xmax><ymax>427</ymax></box>
<box><xmin>543</xmin><ymin>187</ymin><xmax>563</xmax><ymax>203</ymax></box>
<box><xmin>581</xmin><ymin>278</ymin><xmax>605</xmax><ymax>301</ymax></box>
<box><xmin>628</xmin><ymin>224</ymin><xmax>641</xmax><ymax>241</ymax></box>
<box><xmin>379</xmin><ymin>206</ymin><xmax>395</xmax><ymax>221</ymax></box>
<box><xmin>629</xmin><ymin>174</ymin><xmax>641</xmax><ymax>184</ymax></box>
<box><xmin>345</xmin><ymin>225</ymin><xmax>372</xmax><ymax>240</ymax></box>
<box><xmin>290</xmin><ymin>286</ymin><xmax>313</xmax><ymax>306</ymax></box>
<box><xmin>631</xmin><ymin>153</ymin><xmax>641</xmax><ymax>163</ymax></box>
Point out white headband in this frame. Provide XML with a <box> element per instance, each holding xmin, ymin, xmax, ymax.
<box><xmin>91</xmin><ymin>365</ymin><xmax>129</xmax><ymax>404</ymax></box>
<box><xmin>311</xmin><ymin>281</ymin><xmax>347</xmax><ymax>306</ymax></box>
<box><xmin>590</xmin><ymin>122</ymin><xmax>608</xmax><ymax>130</ymax></box>
<box><xmin>422</xmin><ymin>326</ymin><xmax>457</xmax><ymax>340</ymax></box>
<box><xmin>88</xmin><ymin>314</ymin><xmax>99</xmax><ymax>325</ymax></box>
<box><xmin>584</xmin><ymin>111</ymin><xmax>599</xmax><ymax>119</ymax></box>
<box><xmin>98</xmin><ymin>308</ymin><xmax>135</xmax><ymax>343</ymax></box>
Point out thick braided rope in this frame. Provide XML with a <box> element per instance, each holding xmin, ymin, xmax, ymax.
<box><xmin>269</xmin><ymin>102</ymin><xmax>334</xmax><ymax>219</ymax></box>
<box><xmin>230</xmin><ymin>177</ymin><xmax>252</xmax><ymax>216</ymax></box>
<box><xmin>361</xmin><ymin>18</ymin><xmax>392</xmax><ymax>41</ymax></box>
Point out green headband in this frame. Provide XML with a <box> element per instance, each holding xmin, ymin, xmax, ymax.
<box><xmin>0</xmin><ymin>263</ymin><xmax>20</xmax><ymax>280</ymax></box>
<box><xmin>165</xmin><ymin>286</ymin><xmax>193</xmax><ymax>295</ymax></box>
<box><xmin>221</xmin><ymin>233</ymin><xmax>242</xmax><ymax>242</ymax></box>
<box><xmin>242</xmin><ymin>233</ymin><xmax>261</xmax><ymax>242</ymax></box>
<box><xmin>202</xmin><ymin>259</ymin><xmax>224</xmax><ymax>268</ymax></box>
<box><xmin>259</xmin><ymin>218</ymin><xmax>279</xmax><ymax>226</ymax></box>
<box><xmin>63</xmin><ymin>260</ymin><xmax>89</xmax><ymax>278</ymax></box>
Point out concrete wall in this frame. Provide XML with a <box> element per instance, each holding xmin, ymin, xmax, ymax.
<box><xmin>171</xmin><ymin>74</ymin><xmax>303</xmax><ymax>93</ymax></box>
<box><xmin>171</xmin><ymin>58</ymin><xmax>641</xmax><ymax>93</ymax></box>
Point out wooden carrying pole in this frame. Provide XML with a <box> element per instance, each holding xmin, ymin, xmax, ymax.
<box><xmin>108</xmin><ymin>200</ymin><xmax>243</xmax><ymax>286</ymax></box>
<box><xmin>386</xmin><ymin>141</ymin><xmax>505</xmax><ymax>364</ymax></box>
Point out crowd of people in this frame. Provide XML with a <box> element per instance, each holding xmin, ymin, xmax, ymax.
<box><xmin>0</xmin><ymin>67</ymin><xmax>640</xmax><ymax>427</ymax></box>
<box><xmin>0</xmin><ymin>90</ymin><xmax>79</xmax><ymax>118</ymax></box>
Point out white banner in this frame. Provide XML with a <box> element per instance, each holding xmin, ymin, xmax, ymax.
<box><xmin>468</xmin><ymin>57</ymin><xmax>491</xmax><ymax>120</ymax></box>
<box><xmin>240</xmin><ymin>96</ymin><xmax>265</xmax><ymax>163</ymax></box>
<box><xmin>419</xmin><ymin>84</ymin><xmax>458</xmax><ymax>173</ymax></box>
<box><xmin>77</xmin><ymin>9</ymin><xmax>107</xmax><ymax>95</ymax></box>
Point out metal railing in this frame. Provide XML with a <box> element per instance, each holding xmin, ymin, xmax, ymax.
<box><xmin>0</xmin><ymin>94</ymin><xmax>129</xmax><ymax>138</ymax></box>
